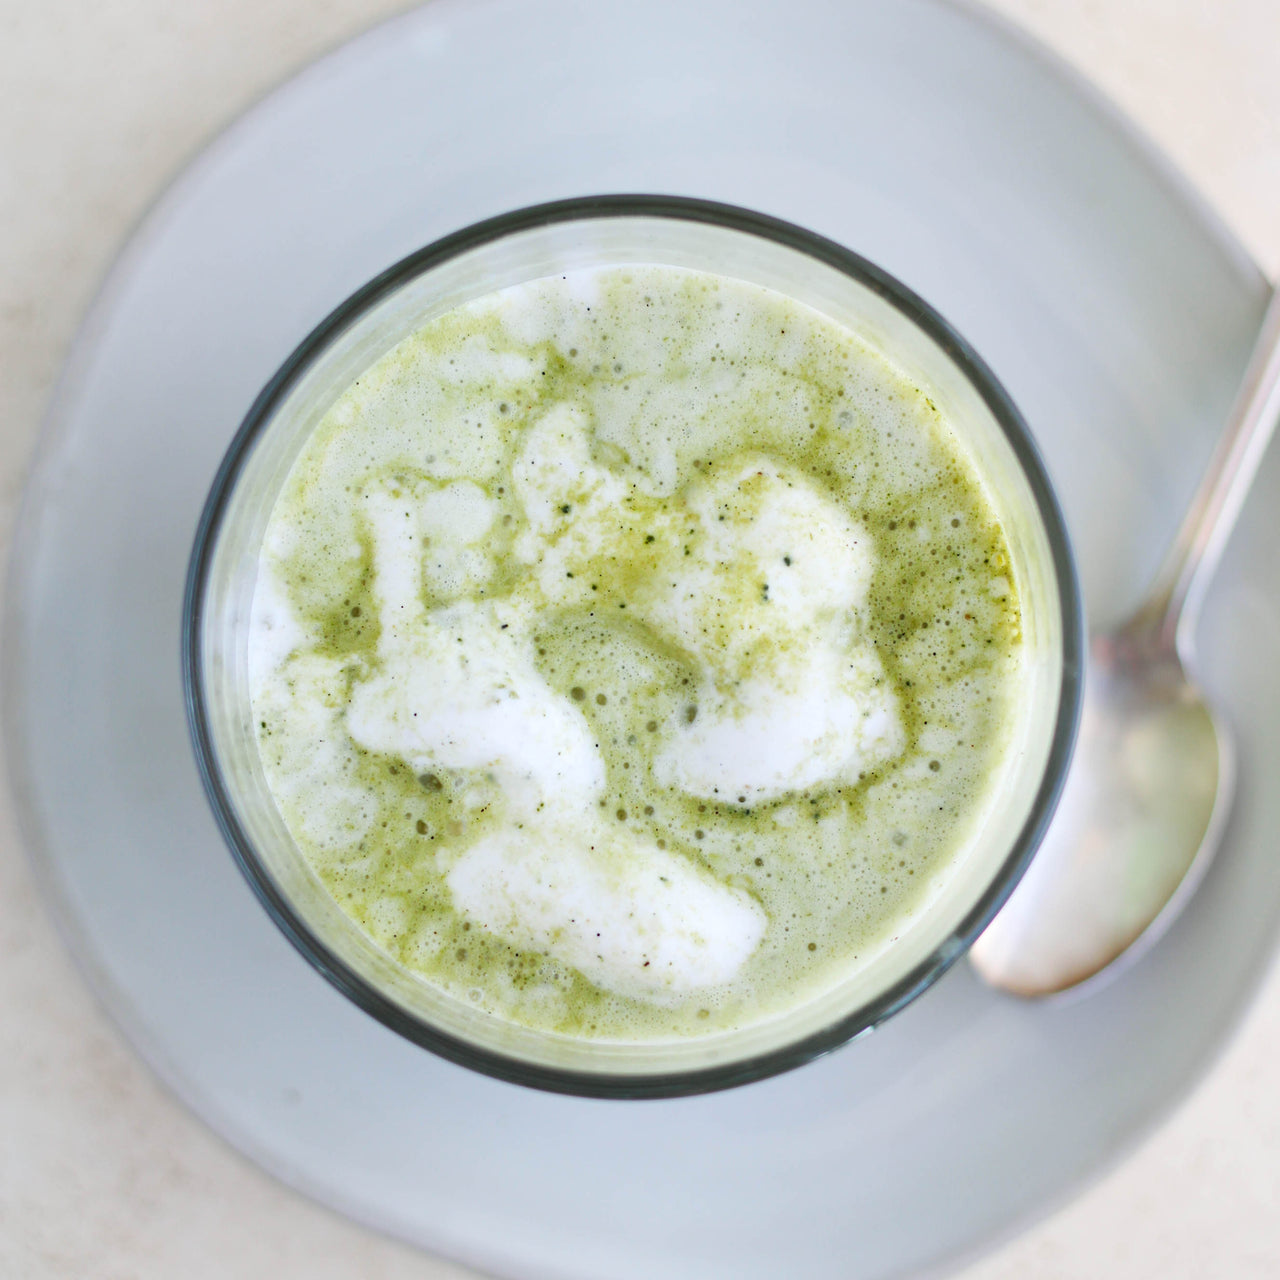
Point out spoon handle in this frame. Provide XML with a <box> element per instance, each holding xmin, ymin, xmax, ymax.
<box><xmin>1132</xmin><ymin>283</ymin><xmax>1280</xmax><ymax>659</ymax></box>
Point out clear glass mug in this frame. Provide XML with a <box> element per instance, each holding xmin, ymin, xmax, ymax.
<box><xmin>184</xmin><ymin>196</ymin><xmax>1082</xmax><ymax>1098</ymax></box>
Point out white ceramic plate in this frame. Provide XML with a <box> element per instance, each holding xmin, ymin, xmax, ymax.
<box><xmin>7</xmin><ymin>1</ymin><xmax>1278</xmax><ymax>1277</ymax></box>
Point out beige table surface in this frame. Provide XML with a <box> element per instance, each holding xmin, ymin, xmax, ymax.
<box><xmin>2</xmin><ymin>1</ymin><xmax>1278</xmax><ymax>1276</ymax></box>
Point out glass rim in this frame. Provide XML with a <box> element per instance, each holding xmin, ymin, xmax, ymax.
<box><xmin>182</xmin><ymin>194</ymin><xmax>1084</xmax><ymax>1099</ymax></box>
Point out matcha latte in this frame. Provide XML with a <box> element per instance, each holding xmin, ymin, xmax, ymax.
<box><xmin>245</xmin><ymin>264</ymin><xmax>1027</xmax><ymax>1043</ymax></box>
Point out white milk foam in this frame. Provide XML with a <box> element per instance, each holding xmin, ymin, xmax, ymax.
<box><xmin>248</xmin><ymin>265</ymin><xmax>1024</xmax><ymax>1036</ymax></box>
<box><xmin>339</xmin><ymin>480</ymin><xmax>766</xmax><ymax>995</ymax></box>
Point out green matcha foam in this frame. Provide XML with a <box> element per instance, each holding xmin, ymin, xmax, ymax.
<box><xmin>248</xmin><ymin>265</ymin><xmax>1023</xmax><ymax>1040</ymax></box>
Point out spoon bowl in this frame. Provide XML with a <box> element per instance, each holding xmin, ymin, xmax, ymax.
<box><xmin>970</xmin><ymin>632</ymin><xmax>1230</xmax><ymax>996</ymax></box>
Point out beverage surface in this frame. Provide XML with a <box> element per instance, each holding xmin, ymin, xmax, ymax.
<box><xmin>249</xmin><ymin>265</ymin><xmax>1023</xmax><ymax>1041</ymax></box>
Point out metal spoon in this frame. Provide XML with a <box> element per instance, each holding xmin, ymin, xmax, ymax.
<box><xmin>970</xmin><ymin>283</ymin><xmax>1280</xmax><ymax>997</ymax></box>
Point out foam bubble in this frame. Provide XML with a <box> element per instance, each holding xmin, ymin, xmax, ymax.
<box><xmin>448</xmin><ymin>824</ymin><xmax>766</xmax><ymax>997</ymax></box>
